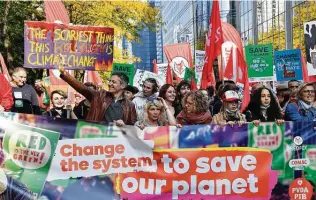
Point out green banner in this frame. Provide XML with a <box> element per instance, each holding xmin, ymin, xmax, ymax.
<box><xmin>3</xmin><ymin>123</ymin><xmax>60</xmax><ymax>198</ymax></box>
<box><xmin>75</xmin><ymin>121</ymin><xmax>117</xmax><ymax>138</ymax></box>
<box><xmin>184</xmin><ymin>67</ymin><xmax>197</xmax><ymax>83</ymax></box>
<box><xmin>248</xmin><ymin>122</ymin><xmax>284</xmax><ymax>170</ymax></box>
<box><xmin>112</xmin><ymin>63</ymin><xmax>135</xmax><ymax>85</ymax></box>
<box><xmin>245</xmin><ymin>44</ymin><xmax>274</xmax><ymax>82</ymax></box>
<box><xmin>303</xmin><ymin>145</ymin><xmax>316</xmax><ymax>185</ymax></box>
<box><xmin>278</xmin><ymin>137</ymin><xmax>293</xmax><ymax>184</ymax></box>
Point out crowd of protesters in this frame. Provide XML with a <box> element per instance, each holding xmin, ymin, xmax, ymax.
<box><xmin>1</xmin><ymin>67</ymin><xmax>316</xmax><ymax>128</ymax></box>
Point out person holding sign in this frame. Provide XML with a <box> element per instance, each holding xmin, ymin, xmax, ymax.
<box><xmin>58</xmin><ymin>58</ymin><xmax>137</xmax><ymax>126</ymax></box>
<box><xmin>176</xmin><ymin>90</ymin><xmax>212</xmax><ymax>125</ymax></box>
<box><xmin>0</xmin><ymin>73</ymin><xmax>13</xmax><ymax>112</ymax></box>
<box><xmin>285</xmin><ymin>83</ymin><xmax>316</xmax><ymax>122</ymax></box>
<box><xmin>135</xmin><ymin>97</ymin><xmax>176</xmax><ymax>129</ymax></box>
<box><xmin>245</xmin><ymin>87</ymin><xmax>284</xmax><ymax>126</ymax></box>
<box><xmin>10</xmin><ymin>67</ymin><xmax>40</xmax><ymax>115</ymax></box>
<box><xmin>212</xmin><ymin>90</ymin><xmax>246</xmax><ymax>127</ymax></box>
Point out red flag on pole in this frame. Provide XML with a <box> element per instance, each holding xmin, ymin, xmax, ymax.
<box><xmin>0</xmin><ymin>53</ymin><xmax>11</xmax><ymax>82</ymax></box>
<box><xmin>190</xmin><ymin>77</ymin><xmax>198</xmax><ymax>91</ymax></box>
<box><xmin>166</xmin><ymin>63</ymin><xmax>173</xmax><ymax>84</ymax></box>
<box><xmin>163</xmin><ymin>43</ymin><xmax>193</xmax><ymax>83</ymax></box>
<box><xmin>201</xmin><ymin>0</ymin><xmax>224</xmax><ymax>88</ymax></box>
<box><xmin>44</xmin><ymin>0</ymin><xmax>70</xmax><ymax>24</ymax></box>
<box><xmin>225</xmin><ymin>49</ymin><xmax>250</xmax><ymax>112</ymax></box>
<box><xmin>153</xmin><ymin>59</ymin><xmax>158</xmax><ymax>74</ymax></box>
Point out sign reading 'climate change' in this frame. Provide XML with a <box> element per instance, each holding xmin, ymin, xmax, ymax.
<box><xmin>24</xmin><ymin>21</ymin><xmax>114</xmax><ymax>71</ymax></box>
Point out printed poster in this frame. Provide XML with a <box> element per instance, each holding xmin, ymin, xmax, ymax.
<box><xmin>156</xmin><ymin>63</ymin><xmax>168</xmax><ymax>82</ymax></box>
<box><xmin>304</xmin><ymin>21</ymin><xmax>316</xmax><ymax>76</ymax></box>
<box><xmin>274</xmin><ymin>49</ymin><xmax>303</xmax><ymax>81</ymax></box>
<box><xmin>194</xmin><ymin>50</ymin><xmax>205</xmax><ymax>88</ymax></box>
<box><xmin>24</xmin><ymin>21</ymin><xmax>114</xmax><ymax>71</ymax></box>
<box><xmin>2</xmin><ymin>123</ymin><xmax>60</xmax><ymax>197</ymax></box>
<box><xmin>133</xmin><ymin>69</ymin><xmax>165</xmax><ymax>91</ymax></box>
<box><xmin>245</xmin><ymin>44</ymin><xmax>274</xmax><ymax>82</ymax></box>
<box><xmin>112</xmin><ymin>63</ymin><xmax>135</xmax><ymax>85</ymax></box>
<box><xmin>248</xmin><ymin>123</ymin><xmax>284</xmax><ymax>170</ymax></box>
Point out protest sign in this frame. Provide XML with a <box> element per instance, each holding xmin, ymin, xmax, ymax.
<box><xmin>133</xmin><ymin>69</ymin><xmax>165</xmax><ymax>91</ymax></box>
<box><xmin>274</xmin><ymin>49</ymin><xmax>303</xmax><ymax>81</ymax></box>
<box><xmin>194</xmin><ymin>50</ymin><xmax>205</xmax><ymax>88</ymax></box>
<box><xmin>119</xmin><ymin>148</ymin><xmax>277</xmax><ymax>200</ymax></box>
<box><xmin>156</xmin><ymin>63</ymin><xmax>168</xmax><ymax>82</ymax></box>
<box><xmin>24</xmin><ymin>21</ymin><xmax>114</xmax><ymax>71</ymax></box>
<box><xmin>2</xmin><ymin>123</ymin><xmax>60</xmax><ymax>197</ymax></box>
<box><xmin>112</xmin><ymin>63</ymin><xmax>135</xmax><ymax>85</ymax></box>
<box><xmin>248</xmin><ymin>123</ymin><xmax>284</xmax><ymax>170</ymax></box>
<box><xmin>245</xmin><ymin>44</ymin><xmax>274</xmax><ymax>82</ymax></box>
<box><xmin>303</xmin><ymin>145</ymin><xmax>316</xmax><ymax>183</ymax></box>
<box><xmin>47</xmin><ymin>136</ymin><xmax>154</xmax><ymax>181</ymax></box>
<box><xmin>304</xmin><ymin>21</ymin><xmax>316</xmax><ymax>76</ymax></box>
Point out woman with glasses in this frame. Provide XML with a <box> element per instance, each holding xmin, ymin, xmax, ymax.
<box><xmin>285</xmin><ymin>83</ymin><xmax>316</xmax><ymax>122</ymax></box>
<box><xmin>245</xmin><ymin>87</ymin><xmax>284</xmax><ymax>126</ymax></box>
<box><xmin>136</xmin><ymin>97</ymin><xmax>176</xmax><ymax>129</ymax></box>
<box><xmin>176</xmin><ymin>91</ymin><xmax>212</xmax><ymax>125</ymax></box>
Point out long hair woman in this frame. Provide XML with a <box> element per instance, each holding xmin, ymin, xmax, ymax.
<box><xmin>176</xmin><ymin>90</ymin><xmax>212</xmax><ymax>125</ymax></box>
<box><xmin>247</xmin><ymin>87</ymin><xmax>284</xmax><ymax>126</ymax></box>
<box><xmin>136</xmin><ymin>97</ymin><xmax>176</xmax><ymax>129</ymax></box>
<box><xmin>158</xmin><ymin>84</ymin><xmax>177</xmax><ymax>116</ymax></box>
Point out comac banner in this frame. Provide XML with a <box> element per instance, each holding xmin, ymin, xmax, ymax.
<box><xmin>24</xmin><ymin>21</ymin><xmax>114</xmax><ymax>71</ymax></box>
<box><xmin>0</xmin><ymin>112</ymin><xmax>315</xmax><ymax>199</ymax></box>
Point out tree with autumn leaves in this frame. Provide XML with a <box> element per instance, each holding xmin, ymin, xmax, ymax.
<box><xmin>0</xmin><ymin>1</ymin><xmax>162</xmax><ymax>81</ymax></box>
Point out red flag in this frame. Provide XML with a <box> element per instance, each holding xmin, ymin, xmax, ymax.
<box><xmin>301</xmin><ymin>49</ymin><xmax>316</xmax><ymax>82</ymax></box>
<box><xmin>153</xmin><ymin>59</ymin><xmax>157</xmax><ymax>74</ymax></box>
<box><xmin>84</xmin><ymin>71</ymin><xmax>104</xmax><ymax>86</ymax></box>
<box><xmin>0</xmin><ymin>53</ymin><xmax>11</xmax><ymax>82</ymax></box>
<box><xmin>191</xmin><ymin>77</ymin><xmax>198</xmax><ymax>91</ymax></box>
<box><xmin>225</xmin><ymin>49</ymin><xmax>250</xmax><ymax>112</ymax></box>
<box><xmin>44</xmin><ymin>0</ymin><xmax>70</xmax><ymax>24</ymax></box>
<box><xmin>201</xmin><ymin>0</ymin><xmax>224</xmax><ymax>88</ymax></box>
<box><xmin>163</xmin><ymin>43</ymin><xmax>193</xmax><ymax>83</ymax></box>
<box><xmin>166</xmin><ymin>64</ymin><xmax>173</xmax><ymax>84</ymax></box>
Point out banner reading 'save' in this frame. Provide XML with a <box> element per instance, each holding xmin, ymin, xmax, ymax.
<box><xmin>2</xmin><ymin>123</ymin><xmax>60</xmax><ymax>198</ymax></box>
<box><xmin>24</xmin><ymin>21</ymin><xmax>114</xmax><ymax>71</ymax></box>
<box><xmin>120</xmin><ymin>148</ymin><xmax>278</xmax><ymax>200</ymax></box>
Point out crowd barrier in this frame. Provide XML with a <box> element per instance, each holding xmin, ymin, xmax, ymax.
<box><xmin>0</xmin><ymin>112</ymin><xmax>315</xmax><ymax>200</ymax></box>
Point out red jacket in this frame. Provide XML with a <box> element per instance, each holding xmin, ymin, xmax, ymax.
<box><xmin>0</xmin><ymin>73</ymin><xmax>13</xmax><ymax>111</ymax></box>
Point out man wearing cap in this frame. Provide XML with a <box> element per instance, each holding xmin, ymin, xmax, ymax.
<box><xmin>212</xmin><ymin>90</ymin><xmax>246</xmax><ymax>126</ymax></box>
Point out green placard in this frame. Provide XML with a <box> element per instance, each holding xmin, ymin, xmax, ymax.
<box><xmin>245</xmin><ymin>44</ymin><xmax>274</xmax><ymax>82</ymax></box>
<box><xmin>184</xmin><ymin>67</ymin><xmax>197</xmax><ymax>83</ymax></box>
<box><xmin>278</xmin><ymin>137</ymin><xmax>294</xmax><ymax>184</ymax></box>
<box><xmin>112</xmin><ymin>63</ymin><xmax>135</xmax><ymax>85</ymax></box>
<box><xmin>75</xmin><ymin>121</ymin><xmax>118</xmax><ymax>138</ymax></box>
<box><xmin>248</xmin><ymin>122</ymin><xmax>284</xmax><ymax>170</ymax></box>
<box><xmin>303</xmin><ymin>145</ymin><xmax>316</xmax><ymax>185</ymax></box>
<box><xmin>3</xmin><ymin>123</ymin><xmax>60</xmax><ymax>198</ymax></box>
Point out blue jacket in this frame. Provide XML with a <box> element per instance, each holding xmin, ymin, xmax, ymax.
<box><xmin>285</xmin><ymin>102</ymin><xmax>316</xmax><ymax>122</ymax></box>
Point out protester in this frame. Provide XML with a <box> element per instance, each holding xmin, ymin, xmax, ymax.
<box><xmin>174</xmin><ymin>80</ymin><xmax>191</xmax><ymax>117</ymax></box>
<box><xmin>124</xmin><ymin>85</ymin><xmax>139</xmax><ymax>101</ymax></box>
<box><xmin>133</xmin><ymin>78</ymin><xmax>159</xmax><ymax>121</ymax></box>
<box><xmin>288</xmin><ymin>79</ymin><xmax>300</xmax><ymax>91</ymax></box>
<box><xmin>176</xmin><ymin>91</ymin><xmax>212</xmax><ymax>125</ymax></box>
<box><xmin>34</xmin><ymin>79</ymin><xmax>50</xmax><ymax>115</ymax></box>
<box><xmin>59</xmin><ymin>64</ymin><xmax>136</xmax><ymax>125</ymax></box>
<box><xmin>0</xmin><ymin>73</ymin><xmax>13</xmax><ymax>112</ymax></box>
<box><xmin>73</xmin><ymin>82</ymin><xmax>96</xmax><ymax>120</ymax></box>
<box><xmin>158</xmin><ymin>84</ymin><xmax>176</xmax><ymax>116</ymax></box>
<box><xmin>212</xmin><ymin>83</ymin><xmax>238</xmax><ymax>116</ymax></box>
<box><xmin>245</xmin><ymin>87</ymin><xmax>284</xmax><ymax>126</ymax></box>
<box><xmin>285</xmin><ymin>82</ymin><xmax>316</xmax><ymax>121</ymax></box>
<box><xmin>136</xmin><ymin>97</ymin><xmax>176</xmax><ymax>129</ymax></box>
<box><xmin>46</xmin><ymin>90</ymin><xmax>77</xmax><ymax>119</ymax></box>
<box><xmin>212</xmin><ymin>90</ymin><xmax>246</xmax><ymax>126</ymax></box>
<box><xmin>276</xmin><ymin>88</ymin><xmax>290</xmax><ymax>109</ymax></box>
<box><xmin>10</xmin><ymin>67</ymin><xmax>40</xmax><ymax>115</ymax></box>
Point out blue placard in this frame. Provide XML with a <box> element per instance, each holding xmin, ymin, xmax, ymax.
<box><xmin>274</xmin><ymin>49</ymin><xmax>303</xmax><ymax>81</ymax></box>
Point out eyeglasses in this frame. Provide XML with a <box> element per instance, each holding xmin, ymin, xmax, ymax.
<box><xmin>302</xmin><ymin>90</ymin><xmax>315</xmax><ymax>94</ymax></box>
